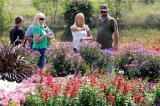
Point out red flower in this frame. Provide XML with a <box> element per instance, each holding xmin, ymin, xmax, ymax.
<box><xmin>70</xmin><ymin>91</ymin><xmax>77</xmax><ymax>98</ymax></box>
<box><xmin>53</xmin><ymin>83</ymin><xmax>61</xmax><ymax>94</ymax></box>
<box><xmin>50</xmin><ymin>82</ymin><xmax>55</xmax><ymax>88</ymax></box>
<box><xmin>124</xmin><ymin>82</ymin><xmax>131</xmax><ymax>92</ymax></box>
<box><xmin>107</xmin><ymin>93</ymin><xmax>115</xmax><ymax>104</ymax></box>
<box><xmin>63</xmin><ymin>86</ymin><xmax>71</xmax><ymax>95</ymax></box>
<box><xmin>134</xmin><ymin>93</ymin><xmax>143</xmax><ymax>103</ymax></box>
<box><xmin>117</xmin><ymin>79</ymin><xmax>124</xmax><ymax>92</ymax></box>
<box><xmin>100</xmin><ymin>83</ymin><xmax>108</xmax><ymax>90</ymax></box>
<box><xmin>116</xmin><ymin>76</ymin><xmax>124</xmax><ymax>81</ymax></box>
<box><xmin>139</xmin><ymin>84</ymin><xmax>143</xmax><ymax>92</ymax></box>
<box><xmin>156</xmin><ymin>48</ymin><xmax>160</xmax><ymax>51</ymax></box>
<box><xmin>130</xmin><ymin>82</ymin><xmax>136</xmax><ymax>90</ymax></box>
<box><xmin>42</xmin><ymin>91</ymin><xmax>49</xmax><ymax>101</ymax></box>
<box><xmin>136</xmin><ymin>78</ymin><xmax>142</xmax><ymax>83</ymax></box>
<box><xmin>111</xmin><ymin>80</ymin><xmax>115</xmax><ymax>86</ymax></box>
<box><xmin>89</xmin><ymin>76</ymin><xmax>97</xmax><ymax>85</ymax></box>
<box><xmin>46</xmin><ymin>76</ymin><xmax>52</xmax><ymax>86</ymax></box>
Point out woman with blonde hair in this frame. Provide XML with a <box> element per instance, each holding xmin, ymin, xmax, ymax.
<box><xmin>71</xmin><ymin>13</ymin><xmax>93</xmax><ymax>52</ymax></box>
<box><xmin>32</xmin><ymin>12</ymin><xmax>54</xmax><ymax>70</ymax></box>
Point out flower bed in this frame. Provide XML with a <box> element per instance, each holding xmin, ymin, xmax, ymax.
<box><xmin>0</xmin><ymin>75</ymin><xmax>39</xmax><ymax>106</ymax></box>
<box><xmin>23</xmin><ymin>72</ymin><xmax>160</xmax><ymax>106</ymax></box>
<box><xmin>46</xmin><ymin>42</ymin><xmax>112</xmax><ymax>77</ymax></box>
<box><xmin>115</xmin><ymin>43</ymin><xmax>160</xmax><ymax>81</ymax></box>
<box><xmin>0</xmin><ymin>71</ymin><xmax>160</xmax><ymax>106</ymax></box>
<box><xmin>0</xmin><ymin>40</ymin><xmax>160</xmax><ymax>106</ymax></box>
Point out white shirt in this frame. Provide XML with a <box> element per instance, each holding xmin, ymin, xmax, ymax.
<box><xmin>71</xmin><ymin>25</ymin><xmax>90</xmax><ymax>50</ymax></box>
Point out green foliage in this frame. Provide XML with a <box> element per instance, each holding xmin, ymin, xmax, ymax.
<box><xmin>140</xmin><ymin>57</ymin><xmax>160</xmax><ymax>81</ymax></box>
<box><xmin>115</xmin><ymin>44</ymin><xmax>160</xmax><ymax>81</ymax></box>
<box><xmin>25</xmin><ymin>93</ymin><xmax>67</xmax><ymax>106</ymax></box>
<box><xmin>51</xmin><ymin>47</ymin><xmax>68</xmax><ymax>76</ymax></box>
<box><xmin>153</xmin><ymin>87</ymin><xmax>160</xmax><ymax>104</ymax></box>
<box><xmin>32</xmin><ymin>0</ymin><xmax>58</xmax><ymax>15</ymax></box>
<box><xmin>46</xmin><ymin>44</ymin><xmax>89</xmax><ymax>77</ymax></box>
<box><xmin>64</xmin><ymin>0</ymin><xmax>93</xmax><ymax>39</ymax></box>
<box><xmin>47</xmin><ymin>95</ymin><xmax>78</xmax><ymax>106</ymax></box>
<box><xmin>32</xmin><ymin>0</ymin><xmax>66</xmax><ymax>33</ymax></box>
<box><xmin>77</xmin><ymin>85</ymin><xmax>107</xmax><ymax>106</ymax></box>
<box><xmin>79</xmin><ymin>45</ymin><xmax>111</xmax><ymax>71</ymax></box>
<box><xmin>0</xmin><ymin>0</ymin><xmax>4</xmax><ymax>35</ymax></box>
<box><xmin>24</xmin><ymin>92</ymin><xmax>43</xmax><ymax>106</ymax></box>
<box><xmin>0</xmin><ymin>0</ymin><xmax>13</xmax><ymax>36</ymax></box>
<box><xmin>121</xmin><ymin>1</ymin><xmax>160</xmax><ymax>29</ymax></box>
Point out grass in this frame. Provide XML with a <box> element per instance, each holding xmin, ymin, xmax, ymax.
<box><xmin>119</xmin><ymin>28</ymin><xmax>160</xmax><ymax>49</ymax></box>
<box><xmin>121</xmin><ymin>1</ymin><xmax>160</xmax><ymax>27</ymax></box>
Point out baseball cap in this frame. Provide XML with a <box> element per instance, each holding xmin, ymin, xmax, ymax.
<box><xmin>100</xmin><ymin>5</ymin><xmax>108</xmax><ymax>12</ymax></box>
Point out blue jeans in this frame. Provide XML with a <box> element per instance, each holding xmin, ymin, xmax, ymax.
<box><xmin>103</xmin><ymin>48</ymin><xmax>113</xmax><ymax>73</ymax></box>
<box><xmin>34</xmin><ymin>48</ymin><xmax>46</xmax><ymax>69</ymax></box>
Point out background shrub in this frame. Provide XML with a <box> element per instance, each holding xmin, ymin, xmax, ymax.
<box><xmin>79</xmin><ymin>44</ymin><xmax>112</xmax><ymax>72</ymax></box>
<box><xmin>153</xmin><ymin>87</ymin><xmax>160</xmax><ymax>104</ymax></box>
<box><xmin>64</xmin><ymin>0</ymin><xmax>93</xmax><ymax>40</ymax></box>
<box><xmin>46</xmin><ymin>43</ymin><xmax>89</xmax><ymax>77</ymax></box>
<box><xmin>115</xmin><ymin>44</ymin><xmax>160</xmax><ymax>81</ymax></box>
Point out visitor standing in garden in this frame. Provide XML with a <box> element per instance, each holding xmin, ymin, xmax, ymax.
<box><xmin>70</xmin><ymin>13</ymin><xmax>93</xmax><ymax>53</ymax></box>
<box><xmin>96</xmin><ymin>5</ymin><xmax>119</xmax><ymax>73</ymax></box>
<box><xmin>9</xmin><ymin>16</ymin><xmax>25</xmax><ymax>46</ymax></box>
<box><xmin>32</xmin><ymin>12</ymin><xmax>54</xmax><ymax>70</ymax></box>
<box><xmin>25</xmin><ymin>24</ymin><xmax>34</xmax><ymax>49</ymax></box>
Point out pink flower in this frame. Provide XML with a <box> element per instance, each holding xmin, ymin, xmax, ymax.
<box><xmin>0</xmin><ymin>99</ymin><xmax>9</xmax><ymax>106</ymax></box>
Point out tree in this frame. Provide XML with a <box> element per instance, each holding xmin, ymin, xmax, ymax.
<box><xmin>32</xmin><ymin>0</ymin><xmax>62</xmax><ymax>37</ymax></box>
<box><xmin>0</xmin><ymin>0</ymin><xmax>13</xmax><ymax>36</ymax></box>
<box><xmin>0</xmin><ymin>0</ymin><xmax>5</xmax><ymax>36</ymax></box>
<box><xmin>64</xmin><ymin>0</ymin><xmax>93</xmax><ymax>40</ymax></box>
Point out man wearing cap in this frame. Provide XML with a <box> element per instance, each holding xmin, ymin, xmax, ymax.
<box><xmin>96</xmin><ymin>5</ymin><xmax>119</xmax><ymax>73</ymax></box>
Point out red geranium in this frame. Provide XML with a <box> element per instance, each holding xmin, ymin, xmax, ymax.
<box><xmin>107</xmin><ymin>93</ymin><xmax>115</xmax><ymax>104</ymax></box>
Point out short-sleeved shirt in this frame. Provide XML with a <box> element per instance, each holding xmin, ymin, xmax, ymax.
<box><xmin>33</xmin><ymin>25</ymin><xmax>53</xmax><ymax>49</ymax></box>
<box><xmin>96</xmin><ymin>16</ymin><xmax>118</xmax><ymax>49</ymax></box>
<box><xmin>71</xmin><ymin>25</ymin><xmax>90</xmax><ymax>50</ymax></box>
<box><xmin>9</xmin><ymin>26</ymin><xmax>25</xmax><ymax>46</ymax></box>
<box><xmin>25</xmin><ymin>25</ymin><xmax>34</xmax><ymax>37</ymax></box>
<box><xmin>25</xmin><ymin>25</ymin><xmax>34</xmax><ymax>47</ymax></box>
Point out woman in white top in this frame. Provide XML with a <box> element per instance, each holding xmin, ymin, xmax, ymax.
<box><xmin>70</xmin><ymin>13</ymin><xmax>93</xmax><ymax>52</ymax></box>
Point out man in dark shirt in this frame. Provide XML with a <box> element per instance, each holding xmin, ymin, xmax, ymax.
<box><xmin>9</xmin><ymin>16</ymin><xmax>25</xmax><ymax>46</ymax></box>
<box><xmin>96</xmin><ymin>5</ymin><xmax>119</xmax><ymax>51</ymax></box>
<box><xmin>96</xmin><ymin>5</ymin><xmax>119</xmax><ymax>73</ymax></box>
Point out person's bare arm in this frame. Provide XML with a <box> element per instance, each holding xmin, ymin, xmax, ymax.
<box><xmin>82</xmin><ymin>30</ymin><xmax>93</xmax><ymax>41</ymax></box>
<box><xmin>34</xmin><ymin>33</ymin><xmax>47</xmax><ymax>42</ymax></box>
<box><xmin>70</xmin><ymin>26</ymin><xmax>86</xmax><ymax>32</ymax></box>
<box><xmin>25</xmin><ymin>36</ymin><xmax>32</xmax><ymax>42</ymax></box>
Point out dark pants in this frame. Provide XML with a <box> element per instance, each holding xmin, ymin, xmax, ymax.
<box><xmin>34</xmin><ymin>48</ymin><xmax>46</xmax><ymax>69</ymax></box>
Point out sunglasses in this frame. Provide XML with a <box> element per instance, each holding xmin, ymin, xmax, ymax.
<box><xmin>39</xmin><ymin>18</ymin><xmax>45</xmax><ymax>20</ymax></box>
<box><xmin>101</xmin><ymin>11</ymin><xmax>107</xmax><ymax>13</ymax></box>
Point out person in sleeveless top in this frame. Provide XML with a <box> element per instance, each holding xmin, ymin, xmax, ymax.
<box><xmin>70</xmin><ymin>13</ymin><xmax>93</xmax><ymax>52</ymax></box>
